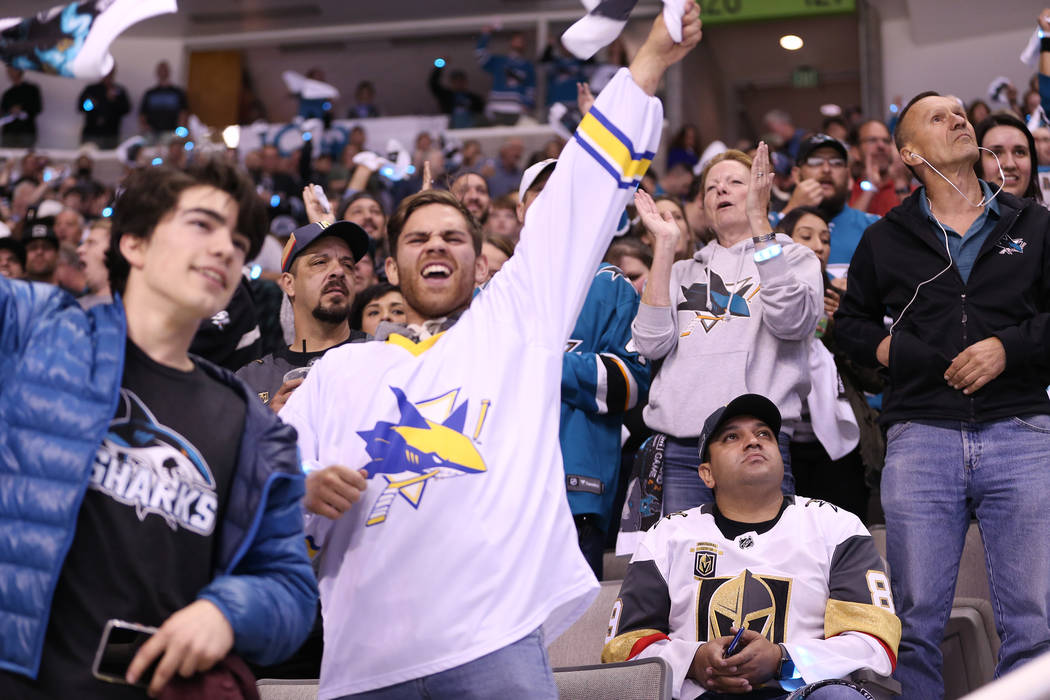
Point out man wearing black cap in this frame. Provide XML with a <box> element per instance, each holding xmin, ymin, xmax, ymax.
<box><xmin>0</xmin><ymin>238</ymin><xmax>26</xmax><ymax>279</ymax></box>
<box><xmin>604</xmin><ymin>394</ymin><xmax>900</xmax><ymax>700</ymax></box>
<box><xmin>782</xmin><ymin>134</ymin><xmax>879</xmax><ymax>279</ymax></box>
<box><xmin>237</xmin><ymin>220</ymin><xmax>370</xmax><ymax>413</ymax></box>
<box><xmin>23</xmin><ymin>219</ymin><xmax>60</xmax><ymax>285</ymax></box>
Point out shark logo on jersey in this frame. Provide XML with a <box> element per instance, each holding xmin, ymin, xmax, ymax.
<box><xmin>995</xmin><ymin>234</ymin><xmax>1026</xmax><ymax>255</ymax></box>
<box><xmin>357</xmin><ymin>387</ymin><xmax>489</xmax><ymax>526</ymax></box>
<box><xmin>678</xmin><ymin>272</ymin><xmax>760</xmax><ymax>334</ymax></box>
<box><xmin>90</xmin><ymin>389</ymin><xmax>218</xmax><ymax>535</ymax></box>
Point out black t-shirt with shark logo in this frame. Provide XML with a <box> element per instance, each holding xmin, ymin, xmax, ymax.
<box><xmin>5</xmin><ymin>341</ymin><xmax>245</xmax><ymax>698</ymax></box>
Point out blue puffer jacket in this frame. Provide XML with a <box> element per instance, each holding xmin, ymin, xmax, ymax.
<box><xmin>0</xmin><ymin>278</ymin><xmax>318</xmax><ymax>678</ymax></box>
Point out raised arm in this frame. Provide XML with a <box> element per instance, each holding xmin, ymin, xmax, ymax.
<box><xmin>479</xmin><ymin>5</ymin><xmax>701</xmax><ymax>348</ymax></box>
<box><xmin>632</xmin><ymin>188</ymin><xmax>683</xmax><ymax>360</ymax></box>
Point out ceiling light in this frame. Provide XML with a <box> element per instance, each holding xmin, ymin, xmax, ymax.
<box><xmin>780</xmin><ymin>35</ymin><xmax>804</xmax><ymax>51</ymax></box>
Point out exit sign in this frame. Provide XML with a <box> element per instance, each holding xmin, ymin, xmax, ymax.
<box><xmin>696</xmin><ymin>0</ymin><xmax>855</xmax><ymax>24</ymax></box>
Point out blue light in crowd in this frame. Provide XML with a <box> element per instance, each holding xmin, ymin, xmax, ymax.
<box><xmin>174</xmin><ymin>126</ymin><xmax>189</xmax><ymax>138</ymax></box>
<box><xmin>322</xmin><ymin>101</ymin><xmax>332</xmax><ymax>111</ymax></box>
<box><xmin>184</xmin><ymin>141</ymin><xmax>194</xmax><ymax>151</ymax></box>
<box><xmin>860</xmin><ymin>180</ymin><xmax>876</xmax><ymax>192</ymax></box>
<box><xmin>270</xmin><ymin>194</ymin><xmax>281</xmax><ymax>207</ymax></box>
<box><xmin>434</xmin><ymin>58</ymin><xmax>446</xmax><ymax>68</ymax></box>
<box><xmin>102</xmin><ymin>207</ymin><xmax>113</xmax><ymax>218</ymax></box>
<box><xmin>82</xmin><ymin>99</ymin><xmax>94</xmax><ymax>111</ymax></box>
<box><xmin>889</xmin><ymin>103</ymin><xmax>899</xmax><ymax>114</ymax></box>
<box><xmin>151</xmin><ymin>157</ymin><xmax>163</xmax><ymax>166</ymax></box>
<box><xmin>302</xmin><ymin>131</ymin><xmax>313</xmax><ymax>142</ymax></box>
<box><xmin>380</xmin><ymin>166</ymin><xmax>394</xmax><ymax>178</ymax></box>
<box><xmin>407</xmin><ymin>165</ymin><xmax>416</xmax><ymax>174</ymax></box>
<box><xmin>250</xmin><ymin>264</ymin><xmax>262</xmax><ymax>280</ymax></box>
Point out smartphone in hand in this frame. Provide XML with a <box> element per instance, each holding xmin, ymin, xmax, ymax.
<box><xmin>92</xmin><ymin>619</ymin><xmax>159</xmax><ymax>686</ymax></box>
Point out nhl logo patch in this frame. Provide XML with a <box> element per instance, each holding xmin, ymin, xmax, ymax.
<box><xmin>737</xmin><ymin>535</ymin><xmax>755</xmax><ymax>550</ymax></box>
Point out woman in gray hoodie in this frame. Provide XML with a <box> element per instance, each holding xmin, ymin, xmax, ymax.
<box><xmin>631</xmin><ymin>144</ymin><xmax>823</xmax><ymax>513</ymax></box>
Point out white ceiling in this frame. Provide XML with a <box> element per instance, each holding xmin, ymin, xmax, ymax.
<box><xmin>868</xmin><ymin>0</ymin><xmax>1040</xmax><ymax>43</ymax></box>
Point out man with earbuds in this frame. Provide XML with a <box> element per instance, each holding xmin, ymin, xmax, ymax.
<box><xmin>836</xmin><ymin>91</ymin><xmax>1050</xmax><ymax>698</ymax></box>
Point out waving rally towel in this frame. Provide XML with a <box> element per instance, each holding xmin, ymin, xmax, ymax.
<box><xmin>561</xmin><ymin>0</ymin><xmax>691</xmax><ymax>59</ymax></box>
<box><xmin>1</xmin><ymin>0</ymin><xmax>176</xmax><ymax>80</ymax></box>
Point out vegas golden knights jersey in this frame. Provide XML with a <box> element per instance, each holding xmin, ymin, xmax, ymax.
<box><xmin>602</xmin><ymin>496</ymin><xmax>900</xmax><ymax>699</ymax></box>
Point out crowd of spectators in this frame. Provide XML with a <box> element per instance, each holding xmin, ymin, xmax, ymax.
<box><xmin>3</xmin><ymin>5</ymin><xmax>1050</xmax><ymax>700</ymax></box>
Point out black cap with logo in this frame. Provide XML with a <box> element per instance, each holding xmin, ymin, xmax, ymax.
<box><xmin>697</xmin><ymin>394</ymin><xmax>782</xmax><ymax>463</ymax></box>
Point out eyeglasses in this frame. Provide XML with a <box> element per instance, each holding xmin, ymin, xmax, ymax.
<box><xmin>803</xmin><ymin>157</ymin><xmax>847</xmax><ymax>169</ymax></box>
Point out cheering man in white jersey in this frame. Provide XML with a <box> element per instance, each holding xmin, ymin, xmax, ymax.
<box><xmin>279</xmin><ymin>5</ymin><xmax>703</xmax><ymax>698</ymax></box>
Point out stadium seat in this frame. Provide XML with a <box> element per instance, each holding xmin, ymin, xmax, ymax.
<box><xmin>256</xmin><ymin>678</ymin><xmax>318</xmax><ymax>699</ymax></box>
<box><xmin>602</xmin><ymin>550</ymin><xmax>630</xmax><ymax>580</ymax></box>
<box><xmin>943</xmin><ymin>598</ymin><xmax>999</xmax><ymax>700</ymax></box>
<box><xmin>548</xmin><ymin>579</ymin><xmax>622</xmax><ymax>667</ymax></box>
<box><xmin>553</xmin><ymin>658</ymin><xmax>672</xmax><ymax>700</ymax></box>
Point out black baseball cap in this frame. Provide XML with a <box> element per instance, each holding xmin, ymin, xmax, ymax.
<box><xmin>796</xmin><ymin>133</ymin><xmax>848</xmax><ymax>166</ymax></box>
<box><xmin>280</xmin><ymin>220</ymin><xmax>370</xmax><ymax>273</ymax></box>
<box><xmin>25</xmin><ymin>219</ymin><xmax>59</xmax><ymax>249</ymax></box>
<box><xmin>0</xmin><ymin>237</ymin><xmax>26</xmax><ymax>268</ymax></box>
<box><xmin>698</xmin><ymin>394</ymin><xmax>782</xmax><ymax>463</ymax></box>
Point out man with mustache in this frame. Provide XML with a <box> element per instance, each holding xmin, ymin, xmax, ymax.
<box><xmin>237</xmin><ymin>220</ymin><xmax>370</xmax><ymax>413</ymax></box>
<box><xmin>782</xmin><ymin>134</ymin><xmax>879</xmax><ymax>280</ymax></box>
<box><xmin>604</xmin><ymin>394</ymin><xmax>898</xmax><ymax>700</ymax></box>
<box><xmin>279</xmin><ymin>6</ymin><xmax>702</xmax><ymax>697</ymax></box>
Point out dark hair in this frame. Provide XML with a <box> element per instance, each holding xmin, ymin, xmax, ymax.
<box><xmin>848</xmin><ymin>118</ymin><xmax>889</xmax><ymax>147</ymax></box>
<box><xmin>338</xmin><ymin>191</ymin><xmax>387</xmax><ymax>220</ymax></box>
<box><xmin>523</xmin><ymin>161</ymin><xmax>557</xmax><ymax>199</ymax></box>
<box><xmin>106</xmin><ymin>158</ymin><xmax>266</xmax><ymax>296</ymax></box>
<box><xmin>775</xmin><ymin>206</ymin><xmax>827</xmax><ymax>237</ymax></box>
<box><xmin>604</xmin><ymin>237</ymin><xmax>652</xmax><ymax>269</ymax></box>
<box><xmin>669</xmin><ymin>124</ymin><xmax>698</xmax><ymax>151</ymax></box>
<box><xmin>387</xmin><ymin>189</ymin><xmax>482</xmax><ymax>255</ymax></box>
<box><xmin>975</xmin><ymin>112</ymin><xmax>1042</xmax><ymax>202</ymax></box>
<box><xmin>349</xmin><ymin>282</ymin><xmax>400</xmax><ymax>331</ymax></box>
<box><xmin>822</xmin><ymin>115</ymin><xmax>848</xmax><ymax>136</ymax></box>
<box><xmin>484</xmin><ymin>235</ymin><xmax>516</xmax><ymax>260</ymax></box>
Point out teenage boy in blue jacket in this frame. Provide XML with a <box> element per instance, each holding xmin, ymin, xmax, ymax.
<box><xmin>0</xmin><ymin>159</ymin><xmax>317</xmax><ymax>699</ymax></box>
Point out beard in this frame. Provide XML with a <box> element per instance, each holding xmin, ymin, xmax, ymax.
<box><xmin>818</xmin><ymin>186</ymin><xmax>849</xmax><ymax>217</ymax></box>
<box><xmin>312</xmin><ymin>300</ymin><xmax>351</xmax><ymax>324</ymax></box>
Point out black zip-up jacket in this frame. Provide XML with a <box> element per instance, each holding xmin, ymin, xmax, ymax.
<box><xmin>834</xmin><ymin>188</ymin><xmax>1050</xmax><ymax>425</ymax></box>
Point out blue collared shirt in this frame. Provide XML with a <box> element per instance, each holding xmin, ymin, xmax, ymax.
<box><xmin>917</xmin><ymin>180</ymin><xmax>1000</xmax><ymax>284</ymax></box>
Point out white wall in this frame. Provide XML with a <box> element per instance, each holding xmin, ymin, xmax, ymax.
<box><xmin>881</xmin><ymin>17</ymin><xmax>1036</xmax><ymax>109</ymax></box>
<box><xmin>1</xmin><ymin>37</ymin><xmax>186</xmax><ymax>150</ymax></box>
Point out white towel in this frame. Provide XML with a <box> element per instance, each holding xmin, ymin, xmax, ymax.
<box><xmin>561</xmin><ymin>0</ymin><xmax>690</xmax><ymax>60</ymax></box>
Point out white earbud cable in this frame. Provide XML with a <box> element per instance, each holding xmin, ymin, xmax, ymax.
<box><xmin>890</xmin><ymin>148</ymin><xmax>1003</xmax><ymax>334</ymax></box>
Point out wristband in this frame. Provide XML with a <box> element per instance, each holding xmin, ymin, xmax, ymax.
<box><xmin>754</xmin><ymin>243</ymin><xmax>782</xmax><ymax>263</ymax></box>
<box><xmin>1042</xmin><ymin>36</ymin><xmax>1050</xmax><ymax>52</ymax></box>
<box><xmin>752</xmin><ymin>232</ymin><xmax>776</xmax><ymax>244</ymax></box>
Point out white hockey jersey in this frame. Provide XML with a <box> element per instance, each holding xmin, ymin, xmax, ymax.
<box><xmin>280</xmin><ymin>68</ymin><xmax>664</xmax><ymax>698</ymax></box>
<box><xmin>603</xmin><ymin>497</ymin><xmax>900</xmax><ymax>699</ymax></box>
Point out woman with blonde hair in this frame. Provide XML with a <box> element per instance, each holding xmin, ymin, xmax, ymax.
<box><xmin>630</xmin><ymin>143</ymin><xmax>823</xmax><ymax>512</ymax></box>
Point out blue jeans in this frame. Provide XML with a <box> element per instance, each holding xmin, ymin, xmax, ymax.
<box><xmin>882</xmin><ymin>417</ymin><xmax>1050</xmax><ymax>700</ymax></box>
<box><xmin>661</xmin><ymin>432</ymin><xmax>795</xmax><ymax>514</ymax></box>
<box><xmin>336</xmin><ymin>628</ymin><xmax>556</xmax><ymax>699</ymax></box>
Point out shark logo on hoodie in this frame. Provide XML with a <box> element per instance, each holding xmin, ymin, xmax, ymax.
<box><xmin>678</xmin><ymin>271</ymin><xmax>759</xmax><ymax>333</ymax></box>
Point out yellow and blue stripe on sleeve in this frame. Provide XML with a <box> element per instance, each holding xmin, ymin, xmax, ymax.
<box><xmin>575</xmin><ymin>106</ymin><xmax>654</xmax><ymax>189</ymax></box>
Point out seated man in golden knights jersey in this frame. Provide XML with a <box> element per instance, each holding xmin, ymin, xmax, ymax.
<box><xmin>603</xmin><ymin>394</ymin><xmax>900</xmax><ymax>699</ymax></box>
